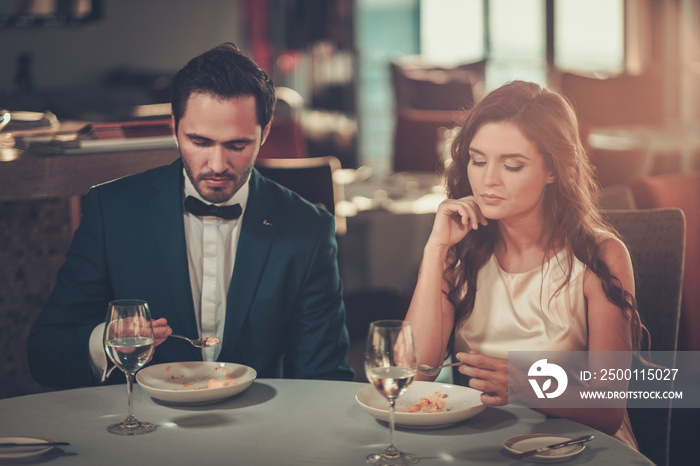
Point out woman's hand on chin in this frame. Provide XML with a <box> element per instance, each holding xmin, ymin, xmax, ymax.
<box><xmin>427</xmin><ymin>197</ymin><xmax>488</xmax><ymax>251</ymax></box>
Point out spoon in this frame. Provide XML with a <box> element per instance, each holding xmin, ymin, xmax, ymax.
<box><xmin>417</xmin><ymin>361</ymin><xmax>463</xmax><ymax>376</ymax></box>
<box><xmin>169</xmin><ymin>334</ymin><xmax>220</xmax><ymax>348</ymax></box>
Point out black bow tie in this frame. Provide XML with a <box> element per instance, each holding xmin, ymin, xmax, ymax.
<box><xmin>184</xmin><ymin>196</ymin><xmax>242</xmax><ymax>220</ymax></box>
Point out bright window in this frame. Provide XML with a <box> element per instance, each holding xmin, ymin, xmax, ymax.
<box><xmin>554</xmin><ymin>0</ymin><xmax>625</xmax><ymax>74</ymax></box>
<box><xmin>487</xmin><ymin>0</ymin><xmax>546</xmax><ymax>89</ymax></box>
<box><xmin>420</xmin><ymin>0</ymin><xmax>625</xmax><ymax>86</ymax></box>
<box><xmin>420</xmin><ymin>0</ymin><xmax>484</xmax><ymax>64</ymax></box>
<box><xmin>420</xmin><ymin>0</ymin><xmax>547</xmax><ymax>89</ymax></box>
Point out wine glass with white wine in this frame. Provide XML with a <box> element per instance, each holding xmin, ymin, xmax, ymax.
<box><xmin>365</xmin><ymin>320</ymin><xmax>419</xmax><ymax>465</ymax></box>
<box><xmin>103</xmin><ymin>299</ymin><xmax>156</xmax><ymax>435</ymax></box>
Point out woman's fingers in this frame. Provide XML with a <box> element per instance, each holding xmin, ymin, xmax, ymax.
<box><xmin>457</xmin><ymin>351</ymin><xmax>509</xmax><ymax>405</ymax></box>
<box><xmin>479</xmin><ymin>392</ymin><xmax>507</xmax><ymax>405</ymax></box>
<box><xmin>465</xmin><ymin>374</ymin><xmax>508</xmax><ymax>405</ymax></box>
<box><xmin>431</xmin><ymin>197</ymin><xmax>488</xmax><ymax>247</ymax></box>
<box><xmin>454</xmin><ymin>197</ymin><xmax>488</xmax><ymax>230</ymax></box>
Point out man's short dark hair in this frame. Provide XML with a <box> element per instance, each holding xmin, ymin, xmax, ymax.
<box><xmin>170</xmin><ymin>42</ymin><xmax>276</xmax><ymax>132</ymax></box>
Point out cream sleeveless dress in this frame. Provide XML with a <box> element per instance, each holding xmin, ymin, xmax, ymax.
<box><xmin>453</xmin><ymin>249</ymin><xmax>638</xmax><ymax>449</ymax></box>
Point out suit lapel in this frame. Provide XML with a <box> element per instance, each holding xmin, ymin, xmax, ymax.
<box><xmin>149</xmin><ymin>159</ymin><xmax>200</xmax><ymax>359</ymax></box>
<box><xmin>221</xmin><ymin>170</ymin><xmax>279</xmax><ymax>357</ymax></box>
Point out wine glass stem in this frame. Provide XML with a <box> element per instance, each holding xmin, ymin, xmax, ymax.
<box><xmin>126</xmin><ymin>371</ymin><xmax>135</xmax><ymax>421</ymax></box>
<box><xmin>387</xmin><ymin>397</ymin><xmax>398</xmax><ymax>454</ymax></box>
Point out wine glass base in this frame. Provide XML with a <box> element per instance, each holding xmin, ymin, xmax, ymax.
<box><xmin>366</xmin><ymin>451</ymin><xmax>419</xmax><ymax>465</ymax></box>
<box><xmin>107</xmin><ymin>420</ymin><xmax>157</xmax><ymax>436</ymax></box>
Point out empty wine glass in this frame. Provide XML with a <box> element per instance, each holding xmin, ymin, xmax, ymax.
<box><xmin>103</xmin><ymin>299</ymin><xmax>156</xmax><ymax>435</ymax></box>
<box><xmin>365</xmin><ymin>320</ymin><xmax>419</xmax><ymax>465</ymax></box>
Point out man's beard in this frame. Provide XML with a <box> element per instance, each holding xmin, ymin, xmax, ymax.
<box><xmin>182</xmin><ymin>156</ymin><xmax>253</xmax><ymax>204</ymax></box>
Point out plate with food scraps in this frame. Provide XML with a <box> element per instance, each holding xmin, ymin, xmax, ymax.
<box><xmin>136</xmin><ymin>362</ymin><xmax>257</xmax><ymax>404</ymax></box>
<box><xmin>0</xmin><ymin>437</ymin><xmax>59</xmax><ymax>462</ymax></box>
<box><xmin>503</xmin><ymin>434</ymin><xmax>586</xmax><ymax>462</ymax></box>
<box><xmin>355</xmin><ymin>381</ymin><xmax>485</xmax><ymax>428</ymax></box>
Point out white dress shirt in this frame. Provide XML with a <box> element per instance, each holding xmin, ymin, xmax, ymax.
<box><xmin>182</xmin><ymin>170</ymin><xmax>249</xmax><ymax>360</ymax></box>
<box><xmin>89</xmin><ymin>169</ymin><xmax>249</xmax><ymax>378</ymax></box>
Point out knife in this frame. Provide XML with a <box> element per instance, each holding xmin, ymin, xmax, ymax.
<box><xmin>0</xmin><ymin>442</ymin><xmax>70</xmax><ymax>448</ymax></box>
<box><xmin>513</xmin><ymin>435</ymin><xmax>594</xmax><ymax>460</ymax></box>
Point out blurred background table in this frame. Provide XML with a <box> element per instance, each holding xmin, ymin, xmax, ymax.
<box><xmin>337</xmin><ymin>170</ymin><xmax>444</xmax><ymax>295</ymax></box>
<box><xmin>0</xmin><ymin>137</ymin><xmax>179</xmax><ymax>233</ymax></box>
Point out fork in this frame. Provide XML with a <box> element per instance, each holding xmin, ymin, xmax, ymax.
<box><xmin>169</xmin><ymin>334</ymin><xmax>220</xmax><ymax>348</ymax></box>
<box><xmin>417</xmin><ymin>361</ymin><xmax>463</xmax><ymax>376</ymax></box>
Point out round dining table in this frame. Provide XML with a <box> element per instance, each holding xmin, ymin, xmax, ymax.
<box><xmin>0</xmin><ymin>379</ymin><xmax>653</xmax><ymax>465</ymax></box>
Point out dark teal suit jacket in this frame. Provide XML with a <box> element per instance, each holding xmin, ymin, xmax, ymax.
<box><xmin>28</xmin><ymin>159</ymin><xmax>353</xmax><ymax>387</ymax></box>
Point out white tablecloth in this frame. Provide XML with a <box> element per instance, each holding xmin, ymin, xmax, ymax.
<box><xmin>0</xmin><ymin>379</ymin><xmax>652</xmax><ymax>465</ymax></box>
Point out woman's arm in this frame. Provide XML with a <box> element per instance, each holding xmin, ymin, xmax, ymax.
<box><xmin>404</xmin><ymin>244</ymin><xmax>455</xmax><ymax>381</ymax></box>
<box><xmin>404</xmin><ymin>197</ymin><xmax>487</xmax><ymax>381</ymax></box>
<box><xmin>536</xmin><ymin>236</ymin><xmax>636</xmax><ymax>435</ymax></box>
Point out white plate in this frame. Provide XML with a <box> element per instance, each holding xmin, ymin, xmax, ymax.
<box><xmin>503</xmin><ymin>434</ymin><xmax>586</xmax><ymax>462</ymax></box>
<box><xmin>136</xmin><ymin>362</ymin><xmax>256</xmax><ymax>404</ymax></box>
<box><xmin>355</xmin><ymin>381</ymin><xmax>485</xmax><ymax>428</ymax></box>
<box><xmin>0</xmin><ymin>436</ymin><xmax>57</xmax><ymax>462</ymax></box>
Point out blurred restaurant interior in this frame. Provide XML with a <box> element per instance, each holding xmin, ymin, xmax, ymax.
<box><xmin>1</xmin><ymin>0</ymin><xmax>699</xmax><ymax>464</ymax></box>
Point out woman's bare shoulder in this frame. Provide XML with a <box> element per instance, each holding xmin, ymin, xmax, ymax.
<box><xmin>596</xmin><ymin>234</ymin><xmax>632</xmax><ymax>267</ymax></box>
<box><xmin>584</xmin><ymin>232</ymin><xmax>634</xmax><ymax>292</ymax></box>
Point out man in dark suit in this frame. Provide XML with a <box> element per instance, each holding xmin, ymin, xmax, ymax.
<box><xmin>28</xmin><ymin>43</ymin><xmax>353</xmax><ymax>388</ymax></box>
